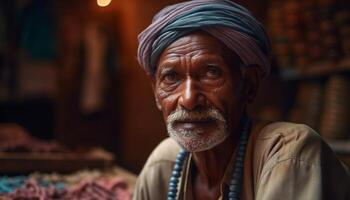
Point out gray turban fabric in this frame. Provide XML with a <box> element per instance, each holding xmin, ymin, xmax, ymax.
<box><xmin>137</xmin><ymin>0</ymin><xmax>271</xmax><ymax>78</ymax></box>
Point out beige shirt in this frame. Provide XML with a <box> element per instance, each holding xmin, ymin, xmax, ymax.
<box><xmin>133</xmin><ymin>122</ymin><xmax>350</xmax><ymax>200</ymax></box>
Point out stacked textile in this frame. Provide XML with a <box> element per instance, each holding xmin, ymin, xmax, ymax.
<box><xmin>0</xmin><ymin>169</ymin><xmax>132</xmax><ymax>200</ymax></box>
<box><xmin>1</xmin><ymin>178</ymin><xmax>130</xmax><ymax>200</ymax></box>
<box><xmin>0</xmin><ymin>124</ymin><xmax>67</xmax><ymax>153</ymax></box>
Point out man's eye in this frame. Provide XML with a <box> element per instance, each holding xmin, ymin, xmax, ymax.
<box><xmin>163</xmin><ymin>72</ymin><xmax>178</xmax><ymax>83</ymax></box>
<box><xmin>206</xmin><ymin>66</ymin><xmax>222</xmax><ymax>78</ymax></box>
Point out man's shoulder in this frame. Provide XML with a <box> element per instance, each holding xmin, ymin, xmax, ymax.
<box><xmin>133</xmin><ymin>138</ymin><xmax>180</xmax><ymax>200</ymax></box>
<box><xmin>260</xmin><ymin>122</ymin><xmax>318</xmax><ymax>137</ymax></box>
<box><xmin>259</xmin><ymin>121</ymin><xmax>320</xmax><ymax>141</ymax></box>
<box><xmin>252</xmin><ymin>122</ymin><xmax>350</xmax><ymax>199</ymax></box>
<box><xmin>255</xmin><ymin>121</ymin><xmax>323</xmax><ymax>165</ymax></box>
<box><xmin>143</xmin><ymin>137</ymin><xmax>181</xmax><ymax>168</ymax></box>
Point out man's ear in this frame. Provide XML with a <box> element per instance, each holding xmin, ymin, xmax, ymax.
<box><xmin>243</xmin><ymin>66</ymin><xmax>260</xmax><ymax>103</ymax></box>
<box><xmin>151</xmin><ymin>79</ymin><xmax>162</xmax><ymax>111</ymax></box>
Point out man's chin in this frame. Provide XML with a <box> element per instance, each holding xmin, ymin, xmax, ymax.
<box><xmin>169</xmin><ymin>132</ymin><xmax>229</xmax><ymax>152</ymax></box>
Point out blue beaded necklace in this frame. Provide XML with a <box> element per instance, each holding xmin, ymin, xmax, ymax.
<box><xmin>167</xmin><ymin>117</ymin><xmax>252</xmax><ymax>200</ymax></box>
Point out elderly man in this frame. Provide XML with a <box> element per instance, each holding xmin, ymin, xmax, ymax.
<box><xmin>133</xmin><ymin>0</ymin><xmax>350</xmax><ymax>199</ymax></box>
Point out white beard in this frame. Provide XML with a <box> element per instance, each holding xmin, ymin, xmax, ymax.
<box><xmin>166</xmin><ymin>107</ymin><xmax>229</xmax><ymax>152</ymax></box>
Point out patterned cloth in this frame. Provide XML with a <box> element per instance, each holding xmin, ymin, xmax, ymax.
<box><xmin>0</xmin><ymin>168</ymin><xmax>133</xmax><ymax>200</ymax></box>
<box><xmin>0</xmin><ymin>178</ymin><xmax>130</xmax><ymax>200</ymax></box>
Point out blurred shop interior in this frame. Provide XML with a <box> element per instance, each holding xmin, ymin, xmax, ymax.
<box><xmin>0</xmin><ymin>0</ymin><xmax>349</xmax><ymax>198</ymax></box>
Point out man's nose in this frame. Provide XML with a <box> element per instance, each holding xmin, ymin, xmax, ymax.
<box><xmin>178</xmin><ymin>78</ymin><xmax>206</xmax><ymax>110</ymax></box>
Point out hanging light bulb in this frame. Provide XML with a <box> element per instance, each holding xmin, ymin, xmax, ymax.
<box><xmin>97</xmin><ymin>0</ymin><xmax>112</xmax><ymax>7</ymax></box>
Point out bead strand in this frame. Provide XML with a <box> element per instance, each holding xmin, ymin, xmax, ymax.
<box><xmin>228</xmin><ymin>117</ymin><xmax>252</xmax><ymax>200</ymax></box>
<box><xmin>167</xmin><ymin>149</ymin><xmax>188</xmax><ymax>200</ymax></box>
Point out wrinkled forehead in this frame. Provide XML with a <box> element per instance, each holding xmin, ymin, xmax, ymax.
<box><xmin>157</xmin><ymin>31</ymin><xmax>241</xmax><ymax>67</ymax></box>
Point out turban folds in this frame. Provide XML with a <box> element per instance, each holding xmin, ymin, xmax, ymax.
<box><xmin>137</xmin><ymin>0</ymin><xmax>271</xmax><ymax>78</ymax></box>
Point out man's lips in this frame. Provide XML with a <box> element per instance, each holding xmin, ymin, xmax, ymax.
<box><xmin>173</xmin><ymin>119</ymin><xmax>215</xmax><ymax>130</ymax></box>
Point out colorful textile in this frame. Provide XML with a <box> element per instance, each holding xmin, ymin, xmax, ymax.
<box><xmin>0</xmin><ymin>176</ymin><xmax>64</xmax><ymax>194</ymax></box>
<box><xmin>0</xmin><ymin>178</ymin><xmax>130</xmax><ymax>200</ymax></box>
<box><xmin>0</xmin><ymin>168</ymin><xmax>133</xmax><ymax>199</ymax></box>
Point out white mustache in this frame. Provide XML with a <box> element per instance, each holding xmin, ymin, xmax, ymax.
<box><xmin>167</xmin><ymin>107</ymin><xmax>226</xmax><ymax>124</ymax></box>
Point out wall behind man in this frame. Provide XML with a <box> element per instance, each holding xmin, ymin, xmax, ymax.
<box><xmin>116</xmin><ymin>0</ymin><xmax>180</xmax><ymax>173</ymax></box>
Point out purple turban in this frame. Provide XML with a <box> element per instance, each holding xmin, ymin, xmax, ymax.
<box><xmin>137</xmin><ymin>0</ymin><xmax>271</xmax><ymax>78</ymax></box>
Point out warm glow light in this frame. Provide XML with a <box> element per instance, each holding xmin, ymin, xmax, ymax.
<box><xmin>97</xmin><ymin>0</ymin><xmax>112</xmax><ymax>7</ymax></box>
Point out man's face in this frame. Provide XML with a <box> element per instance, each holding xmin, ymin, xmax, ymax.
<box><xmin>153</xmin><ymin>32</ymin><xmax>247</xmax><ymax>152</ymax></box>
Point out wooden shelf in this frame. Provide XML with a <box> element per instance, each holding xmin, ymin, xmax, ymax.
<box><xmin>326</xmin><ymin>140</ymin><xmax>350</xmax><ymax>168</ymax></box>
<box><xmin>280</xmin><ymin>58</ymin><xmax>350</xmax><ymax>81</ymax></box>
<box><xmin>0</xmin><ymin>152</ymin><xmax>114</xmax><ymax>174</ymax></box>
<box><xmin>326</xmin><ymin>140</ymin><xmax>350</xmax><ymax>155</ymax></box>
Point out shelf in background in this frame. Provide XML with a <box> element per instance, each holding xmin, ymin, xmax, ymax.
<box><xmin>280</xmin><ymin>58</ymin><xmax>350</xmax><ymax>81</ymax></box>
<box><xmin>0</xmin><ymin>150</ymin><xmax>114</xmax><ymax>174</ymax></box>
<box><xmin>327</xmin><ymin>140</ymin><xmax>350</xmax><ymax>155</ymax></box>
<box><xmin>326</xmin><ymin>140</ymin><xmax>350</xmax><ymax>168</ymax></box>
